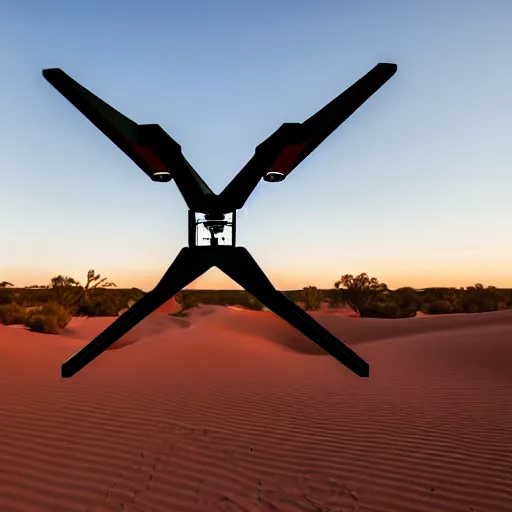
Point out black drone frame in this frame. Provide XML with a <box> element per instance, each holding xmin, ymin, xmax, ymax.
<box><xmin>43</xmin><ymin>62</ymin><xmax>397</xmax><ymax>379</ymax></box>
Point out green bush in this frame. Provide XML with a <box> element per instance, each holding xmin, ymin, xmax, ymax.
<box><xmin>78</xmin><ymin>294</ymin><xmax>119</xmax><ymax>316</ymax></box>
<box><xmin>24</xmin><ymin>303</ymin><xmax>72</xmax><ymax>333</ymax></box>
<box><xmin>423</xmin><ymin>300</ymin><xmax>453</xmax><ymax>315</ymax></box>
<box><xmin>25</xmin><ymin>314</ymin><xmax>60</xmax><ymax>334</ymax></box>
<box><xmin>359</xmin><ymin>296</ymin><xmax>415</xmax><ymax>318</ymax></box>
<box><xmin>41</xmin><ymin>303</ymin><xmax>72</xmax><ymax>328</ymax></box>
<box><xmin>392</xmin><ymin>287</ymin><xmax>420</xmax><ymax>317</ymax></box>
<box><xmin>0</xmin><ymin>289</ymin><xmax>14</xmax><ymax>305</ymax></box>
<box><xmin>236</xmin><ymin>294</ymin><xmax>265</xmax><ymax>311</ymax></box>
<box><xmin>0</xmin><ymin>303</ymin><xmax>27</xmax><ymax>325</ymax></box>
<box><xmin>302</xmin><ymin>286</ymin><xmax>322</xmax><ymax>311</ymax></box>
<box><xmin>324</xmin><ymin>289</ymin><xmax>345</xmax><ymax>308</ymax></box>
<box><xmin>175</xmin><ymin>291</ymin><xmax>201</xmax><ymax>311</ymax></box>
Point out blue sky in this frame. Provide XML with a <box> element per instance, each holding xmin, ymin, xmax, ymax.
<box><xmin>1</xmin><ymin>0</ymin><xmax>511</xmax><ymax>291</ymax></box>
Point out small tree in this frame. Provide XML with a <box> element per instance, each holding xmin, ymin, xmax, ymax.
<box><xmin>463</xmin><ymin>283</ymin><xmax>505</xmax><ymax>313</ymax></box>
<box><xmin>49</xmin><ymin>270</ymin><xmax>117</xmax><ymax>315</ymax></box>
<box><xmin>51</xmin><ymin>275</ymin><xmax>82</xmax><ymax>310</ymax></box>
<box><xmin>0</xmin><ymin>281</ymin><xmax>14</xmax><ymax>304</ymax></box>
<box><xmin>50</xmin><ymin>275</ymin><xmax>81</xmax><ymax>309</ymax></box>
<box><xmin>392</xmin><ymin>287</ymin><xmax>420</xmax><ymax>317</ymax></box>
<box><xmin>302</xmin><ymin>286</ymin><xmax>322</xmax><ymax>311</ymax></box>
<box><xmin>82</xmin><ymin>270</ymin><xmax>117</xmax><ymax>297</ymax></box>
<box><xmin>77</xmin><ymin>270</ymin><xmax>117</xmax><ymax>315</ymax></box>
<box><xmin>334</xmin><ymin>273</ymin><xmax>388</xmax><ymax>316</ymax></box>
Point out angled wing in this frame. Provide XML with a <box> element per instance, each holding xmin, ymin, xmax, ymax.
<box><xmin>41</xmin><ymin>69</ymin><xmax>169</xmax><ymax>183</ymax></box>
<box><xmin>43</xmin><ymin>68</ymin><xmax>216</xmax><ymax>209</ymax></box>
<box><xmin>287</xmin><ymin>62</ymin><xmax>398</xmax><ymax>176</ymax></box>
<box><xmin>218</xmin><ymin>63</ymin><xmax>397</xmax><ymax>211</ymax></box>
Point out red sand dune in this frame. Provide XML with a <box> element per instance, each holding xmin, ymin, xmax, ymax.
<box><xmin>154</xmin><ymin>295</ymin><xmax>181</xmax><ymax>315</ymax></box>
<box><xmin>0</xmin><ymin>307</ymin><xmax>511</xmax><ymax>512</ymax></box>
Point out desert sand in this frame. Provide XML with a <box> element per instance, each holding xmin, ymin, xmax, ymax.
<box><xmin>0</xmin><ymin>306</ymin><xmax>511</xmax><ymax>512</ymax></box>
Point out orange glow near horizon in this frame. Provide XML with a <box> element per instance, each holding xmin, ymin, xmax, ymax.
<box><xmin>5</xmin><ymin>261</ymin><xmax>512</xmax><ymax>292</ymax></box>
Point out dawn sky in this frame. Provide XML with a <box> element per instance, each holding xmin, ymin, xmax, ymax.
<box><xmin>1</xmin><ymin>0</ymin><xmax>511</xmax><ymax>291</ymax></box>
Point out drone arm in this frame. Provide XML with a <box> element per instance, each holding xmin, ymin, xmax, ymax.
<box><xmin>217</xmin><ymin>123</ymin><xmax>307</xmax><ymax>210</ymax></box>
<box><xmin>42</xmin><ymin>68</ymin><xmax>173</xmax><ymax>182</ymax></box>
<box><xmin>217</xmin><ymin>63</ymin><xmax>397</xmax><ymax>211</ymax></box>
<box><xmin>215</xmin><ymin>247</ymin><xmax>369</xmax><ymax>377</ymax></box>
<box><xmin>298</xmin><ymin>62</ymin><xmax>398</xmax><ymax>160</ymax></box>
<box><xmin>61</xmin><ymin>248</ymin><xmax>214</xmax><ymax>378</ymax></box>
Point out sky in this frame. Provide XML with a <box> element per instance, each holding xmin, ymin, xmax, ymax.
<box><xmin>1</xmin><ymin>0</ymin><xmax>511</xmax><ymax>291</ymax></box>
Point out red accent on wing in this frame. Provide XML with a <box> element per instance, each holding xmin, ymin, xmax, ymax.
<box><xmin>270</xmin><ymin>142</ymin><xmax>308</xmax><ymax>174</ymax></box>
<box><xmin>128</xmin><ymin>142</ymin><xmax>167</xmax><ymax>171</ymax></box>
<box><xmin>116</xmin><ymin>131</ymin><xmax>167</xmax><ymax>171</ymax></box>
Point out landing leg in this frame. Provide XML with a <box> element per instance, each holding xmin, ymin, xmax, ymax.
<box><xmin>215</xmin><ymin>247</ymin><xmax>369</xmax><ymax>377</ymax></box>
<box><xmin>61</xmin><ymin>247</ymin><xmax>214</xmax><ymax>378</ymax></box>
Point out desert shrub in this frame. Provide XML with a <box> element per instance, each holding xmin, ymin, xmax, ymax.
<box><xmin>25</xmin><ymin>313</ymin><xmax>60</xmax><ymax>334</ymax></box>
<box><xmin>392</xmin><ymin>287</ymin><xmax>420</xmax><ymax>317</ymax></box>
<box><xmin>360</xmin><ymin>300</ymin><xmax>398</xmax><ymax>318</ymax></box>
<box><xmin>175</xmin><ymin>291</ymin><xmax>201</xmax><ymax>311</ymax></box>
<box><xmin>459</xmin><ymin>284</ymin><xmax>507</xmax><ymax>313</ymax></box>
<box><xmin>358</xmin><ymin>295</ymin><xmax>415</xmax><ymax>318</ymax></box>
<box><xmin>423</xmin><ymin>300</ymin><xmax>453</xmax><ymax>315</ymax></box>
<box><xmin>23</xmin><ymin>303</ymin><xmax>72</xmax><ymax>333</ymax></box>
<box><xmin>0</xmin><ymin>303</ymin><xmax>27</xmax><ymax>325</ymax></box>
<box><xmin>302</xmin><ymin>286</ymin><xmax>322</xmax><ymax>311</ymax></box>
<box><xmin>235</xmin><ymin>294</ymin><xmax>265</xmax><ymax>311</ymax></box>
<box><xmin>247</xmin><ymin>295</ymin><xmax>265</xmax><ymax>311</ymax></box>
<box><xmin>125</xmin><ymin>299</ymin><xmax>136</xmax><ymax>309</ymax></box>
<box><xmin>50</xmin><ymin>275</ymin><xmax>82</xmax><ymax>309</ymax></box>
<box><xmin>449</xmin><ymin>300</ymin><xmax>465</xmax><ymax>314</ymax></box>
<box><xmin>0</xmin><ymin>289</ymin><xmax>14</xmax><ymax>305</ymax></box>
<box><xmin>39</xmin><ymin>303</ymin><xmax>72</xmax><ymax>328</ymax></box>
<box><xmin>324</xmin><ymin>288</ymin><xmax>345</xmax><ymax>308</ymax></box>
<box><xmin>280</xmin><ymin>290</ymin><xmax>302</xmax><ymax>303</ymax></box>
<box><xmin>174</xmin><ymin>289</ymin><xmax>266</xmax><ymax>311</ymax></box>
<box><xmin>15</xmin><ymin>288</ymin><xmax>52</xmax><ymax>307</ymax></box>
<box><xmin>92</xmin><ymin>299</ymin><xmax>119</xmax><ymax>316</ymax></box>
<box><xmin>77</xmin><ymin>293</ymin><xmax>119</xmax><ymax>316</ymax></box>
<box><xmin>416</xmin><ymin>284</ymin><xmax>509</xmax><ymax>315</ymax></box>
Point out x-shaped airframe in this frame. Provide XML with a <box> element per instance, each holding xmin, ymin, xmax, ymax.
<box><xmin>43</xmin><ymin>62</ymin><xmax>397</xmax><ymax>378</ymax></box>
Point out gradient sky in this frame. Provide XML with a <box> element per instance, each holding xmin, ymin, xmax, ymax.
<box><xmin>1</xmin><ymin>0</ymin><xmax>511</xmax><ymax>291</ymax></box>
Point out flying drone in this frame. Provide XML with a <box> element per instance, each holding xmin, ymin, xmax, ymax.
<box><xmin>43</xmin><ymin>62</ymin><xmax>397</xmax><ymax>379</ymax></box>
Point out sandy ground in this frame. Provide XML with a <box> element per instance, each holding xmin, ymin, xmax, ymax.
<box><xmin>0</xmin><ymin>306</ymin><xmax>511</xmax><ymax>512</ymax></box>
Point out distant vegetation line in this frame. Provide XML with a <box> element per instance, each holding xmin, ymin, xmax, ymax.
<box><xmin>1</xmin><ymin>271</ymin><xmax>511</xmax><ymax>335</ymax></box>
